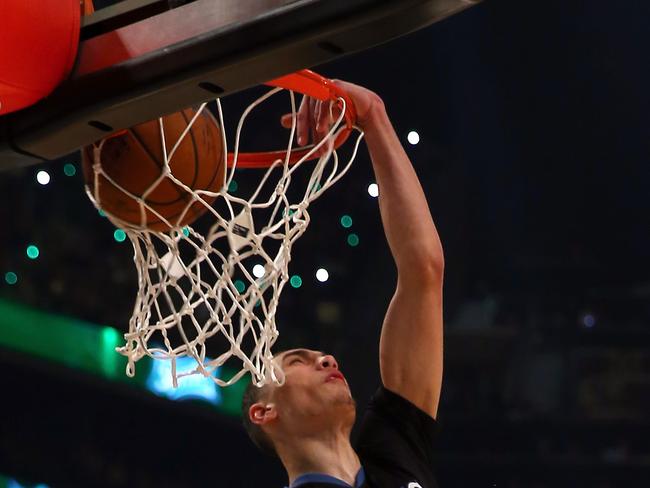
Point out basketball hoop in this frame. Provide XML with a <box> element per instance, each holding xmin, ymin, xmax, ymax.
<box><xmin>85</xmin><ymin>70</ymin><xmax>363</xmax><ymax>387</ymax></box>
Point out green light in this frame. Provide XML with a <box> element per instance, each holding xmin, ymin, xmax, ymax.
<box><xmin>26</xmin><ymin>245</ymin><xmax>40</xmax><ymax>259</ymax></box>
<box><xmin>113</xmin><ymin>229</ymin><xmax>127</xmax><ymax>242</ymax></box>
<box><xmin>98</xmin><ymin>209</ymin><xmax>107</xmax><ymax>217</ymax></box>
<box><xmin>347</xmin><ymin>233</ymin><xmax>359</xmax><ymax>247</ymax></box>
<box><xmin>340</xmin><ymin>215</ymin><xmax>353</xmax><ymax>228</ymax></box>
<box><xmin>63</xmin><ymin>163</ymin><xmax>77</xmax><ymax>176</ymax></box>
<box><xmin>290</xmin><ymin>275</ymin><xmax>303</xmax><ymax>288</ymax></box>
<box><xmin>4</xmin><ymin>272</ymin><xmax>17</xmax><ymax>285</ymax></box>
<box><xmin>234</xmin><ymin>280</ymin><xmax>245</xmax><ymax>293</ymax></box>
<box><xmin>0</xmin><ymin>298</ymin><xmax>244</xmax><ymax>417</ymax></box>
<box><xmin>228</xmin><ymin>180</ymin><xmax>238</xmax><ymax>193</ymax></box>
<box><xmin>100</xmin><ymin>327</ymin><xmax>121</xmax><ymax>378</ymax></box>
<box><xmin>182</xmin><ymin>227</ymin><xmax>190</xmax><ymax>237</ymax></box>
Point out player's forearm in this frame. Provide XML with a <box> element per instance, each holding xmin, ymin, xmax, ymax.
<box><xmin>362</xmin><ymin>102</ymin><xmax>444</xmax><ymax>279</ymax></box>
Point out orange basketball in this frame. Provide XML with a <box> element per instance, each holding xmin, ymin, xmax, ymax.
<box><xmin>82</xmin><ymin>108</ymin><xmax>225</xmax><ymax>232</ymax></box>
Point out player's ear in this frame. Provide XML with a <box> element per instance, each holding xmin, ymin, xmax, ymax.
<box><xmin>249</xmin><ymin>402</ymin><xmax>278</xmax><ymax>425</ymax></box>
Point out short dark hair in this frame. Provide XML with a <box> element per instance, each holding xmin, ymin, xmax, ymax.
<box><xmin>241</xmin><ymin>379</ymin><xmax>278</xmax><ymax>457</ymax></box>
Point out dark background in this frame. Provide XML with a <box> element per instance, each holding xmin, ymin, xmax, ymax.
<box><xmin>1</xmin><ymin>0</ymin><xmax>649</xmax><ymax>486</ymax></box>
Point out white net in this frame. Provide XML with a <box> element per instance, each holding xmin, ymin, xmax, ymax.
<box><xmin>85</xmin><ymin>84</ymin><xmax>364</xmax><ymax>387</ymax></box>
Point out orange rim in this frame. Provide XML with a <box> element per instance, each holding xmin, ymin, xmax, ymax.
<box><xmin>227</xmin><ymin>69</ymin><xmax>357</xmax><ymax>169</ymax></box>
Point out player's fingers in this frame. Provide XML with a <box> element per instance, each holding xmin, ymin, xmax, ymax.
<box><xmin>315</xmin><ymin>101</ymin><xmax>325</xmax><ymax>135</ymax></box>
<box><xmin>297</xmin><ymin>96</ymin><xmax>310</xmax><ymax>146</ymax></box>
<box><xmin>323</xmin><ymin>101</ymin><xmax>334</xmax><ymax>134</ymax></box>
<box><xmin>333</xmin><ymin>99</ymin><xmax>344</xmax><ymax>122</ymax></box>
<box><xmin>312</xmin><ymin>101</ymin><xmax>324</xmax><ymax>156</ymax></box>
<box><xmin>317</xmin><ymin>101</ymin><xmax>334</xmax><ymax>156</ymax></box>
<box><xmin>327</xmin><ymin>101</ymin><xmax>336</xmax><ymax>127</ymax></box>
<box><xmin>309</xmin><ymin>98</ymin><xmax>318</xmax><ymax>146</ymax></box>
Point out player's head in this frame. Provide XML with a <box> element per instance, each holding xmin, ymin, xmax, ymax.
<box><xmin>242</xmin><ymin>349</ymin><xmax>355</xmax><ymax>458</ymax></box>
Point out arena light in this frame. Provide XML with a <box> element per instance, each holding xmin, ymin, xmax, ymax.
<box><xmin>253</xmin><ymin>264</ymin><xmax>265</xmax><ymax>278</ymax></box>
<box><xmin>407</xmin><ymin>130</ymin><xmax>420</xmax><ymax>145</ymax></box>
<box><xmin>347</xmin><ymin>233</ymin><xmax>360</xmax><ymax>247</ymax></box>
<box><xmin>367</xmin><ymin>183</ymin><xmax>379</xmax><ymax>198</ymax></box>
<box><xmin>146</xmin><ymin>356</ymin><xmax>221</xmax><ymax>405</ymax></box>
<box><xmin>582</xmin><ymin>314</ymin><xmax>596</xmax><ymax>328</ymax></box>
<box><xmin>4</xmin><ymin>272</ymin><xmax>18</xmax><ymax>285</ymax></box>
<box><xmin>26</xmin><ymin>245</ymin><xmax>40</xmax><ymax>259</ymax></box>
<box><xmin>100</xmin><ymin>327</ymin><xmax>121</xmax><ymax>378</ymax></box>
<box><xmin>340</xmin><ymin>215</ymin><xmax>353</xmax><ymax>228</ymax></box>
<box><xmin>316</xmin><ymin>268</ymin><xmax>329</xmax><ymax>283</ymax></box>
<box><xmin>234</xmin><ymin>280</ymin><xmax>246</xmax><ymax>293</ymax></box>
<box><xmin>113</xmin><ymin>229</ymin><xmax>127</xmax><ymax>242</ymax></box>
<box><xmin>63</xmin><ymin>163</ymin><xmax>77</xmax><ymax>176</ymax></box>
<box><xmin>290</xmin><ymin>275</ymin><xmax>303</xmax><ymax>288</ymax></box>
<box><xmin>36</xmin><ymin>170</ymin><xmax>51</xmax><ymax>185</ymax></box>
<box><xmin>0</xmin><ymin>299</ymin><xmax>247</xmax><ymax>417</ymax></box>
<box><xmin>6</xmin><ymin>479</ymin><xmax>50</xmax><ymax>488</ymax></box>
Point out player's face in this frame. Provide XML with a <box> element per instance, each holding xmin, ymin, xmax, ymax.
<box><xmin>270</xmin><ymin>349</ymin><xmax>355</xmax><ymax>426</ymax></box>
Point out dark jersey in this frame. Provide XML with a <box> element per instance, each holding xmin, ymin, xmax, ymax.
<box><xmin>290</xmin><ymin>386</ymin><xmax>440</xmax><ymax>488</ymax></box>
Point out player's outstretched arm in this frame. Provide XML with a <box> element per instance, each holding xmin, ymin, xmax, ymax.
<box><xmin>282</xmin><ymin>80</ymin><xmax>444</xmax><ymax>419</ymax></box>
<box><xmin>352</xmin><ymin>84</ymin><xmax>444</xmax><ymax>419</ymax></box>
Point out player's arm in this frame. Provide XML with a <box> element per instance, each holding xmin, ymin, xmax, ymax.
<box><xmin>283</xmin><ymin>81</ymin><xmax>444</xmax><ymax>419</ymax></box>
<box><xmin>360</xmin><ymin>91</ymin><xmax>444</xmax><ymax>420</ymax></box>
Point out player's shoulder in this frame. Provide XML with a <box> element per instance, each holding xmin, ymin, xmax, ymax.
<box><xmin>367</xmin><ymin>385</ymin><xmax>439</xmax><ymax>424</ymax></box>
<box><xmin>356</xmin><ymin>384</ymin><xmax>440</xmax><ymax>450</ymax></box>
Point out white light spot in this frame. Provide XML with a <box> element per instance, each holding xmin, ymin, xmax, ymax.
<box><xmin>316</xmin><ymin>268</ymin><xmax>329</xmax><ymax>283</ymax></box>
<box><xmin>582</xmin><ymin>314</ymin><xmax>596</xmax><ymax>328</ymax></box>
<box><xmin>407</xmin><ymin>131</ymin><xmax>420</xmax><ymax>145</ymax></box>
<box><xmin>253</xmin><ymin>264</ymin><xmax>266</xmax><ymax>278</ymax></box>
<box><xmin>367</xmin><ymin>183</ymin><xmax>379</xmax><ymax>198</ymax></box>
<box><xmin>36</xmin><ymin>170</ymin><xmax>51</xmax><ymax>185</ymax></box>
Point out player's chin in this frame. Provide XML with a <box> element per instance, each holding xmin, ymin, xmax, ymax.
<box><xmin>327</xmin><ymin>385</ymin><xmax>355</xmax><ymax>407</ymax></box>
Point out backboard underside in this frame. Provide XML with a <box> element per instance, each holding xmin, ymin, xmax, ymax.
<box><xmin>0</xmin><ymin>0</ymin><xmax>480</xmax><ymax>169</ymax></box>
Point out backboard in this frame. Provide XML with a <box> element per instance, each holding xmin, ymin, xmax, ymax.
<box><xmin>0</xmin><ymin>0</ymin><xmax>481</xmax><ymax>169</ymax></box>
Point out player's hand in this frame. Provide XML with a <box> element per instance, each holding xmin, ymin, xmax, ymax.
<box><xmin>329</xmin><ymin>79</ymin><xmax>383</xmax><ymax>128</ymax></box>
<box><xmin>280</xmin><ymin>79</ymin><xmax>383</xmax><ymax>152</ymax></box>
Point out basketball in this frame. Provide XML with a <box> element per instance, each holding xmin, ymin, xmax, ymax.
<box><xmin>82</xmin><ymin>108</ymin><xmax>225</xmax><ymax>232</ymax></box>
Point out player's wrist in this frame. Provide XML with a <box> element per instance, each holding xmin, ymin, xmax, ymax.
<box><xmin>359</xmin><ymin>96</ymin><xmax>388</xmax><ymax>133</ymax></box>
<box><xmin>358</xmin><ymin>94</ymin><xmax>386</xmax><ymax>131</ymax></box>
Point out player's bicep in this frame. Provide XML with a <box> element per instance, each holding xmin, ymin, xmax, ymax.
<box><xmin>379</xmin><ymin>276</ymin><xmax>444</xmax><ymax>419</ymax></box>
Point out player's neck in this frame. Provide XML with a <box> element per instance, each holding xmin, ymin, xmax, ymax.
<box><xmin>279</xmin><ymin>429</ymin><xmax>361</xmax><ymax>487</ymax></box>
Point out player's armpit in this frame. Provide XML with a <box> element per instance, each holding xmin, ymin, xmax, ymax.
<box><xmin>379</xmin><ymin>266</ymin><xmax>444</xmax><ymax>420</ymax></box>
